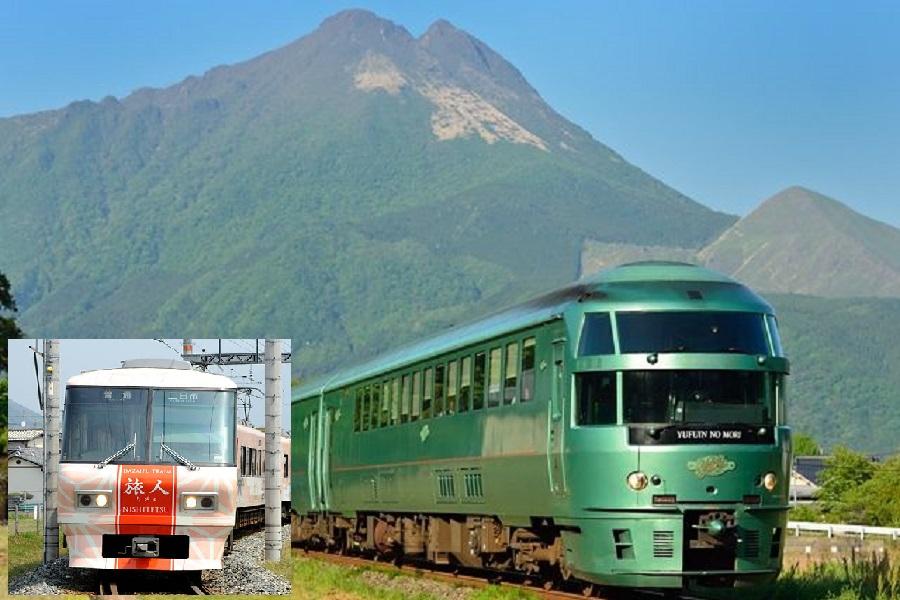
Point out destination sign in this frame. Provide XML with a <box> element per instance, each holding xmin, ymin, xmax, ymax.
<box><xmin>628</xmin><ymin>425</ymin><xmax>774</xmax><ymax>445</ymax></box>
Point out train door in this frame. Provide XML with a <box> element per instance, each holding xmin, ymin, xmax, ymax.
<box><xmin>548</xmin><ymin>334</ymin><xmax>568</xmax><ymax>496</ymax></box>
<box><xmin>319</xmin><ymin>404</ymin><xmax>333</xmax><ymax>511</ymax></box>
<box><xmin>307</xmin><ymin>409</ymin><xmax>320</xmax><ymax>511</ymax></box>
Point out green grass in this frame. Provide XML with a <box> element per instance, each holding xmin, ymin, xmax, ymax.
<box><xmin>293</xmin><ymin>551</ymin><xmax>900</xmax><ymax>600</ymax></box>
<box><xmin>7</xmin><ymin>521</ymin><xmax>67</xmax><ymax>581</ymax></box>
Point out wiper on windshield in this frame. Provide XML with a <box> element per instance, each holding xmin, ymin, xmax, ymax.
<box><xmin>160</xmin><ymin>442</ymin><xmax>198</xmax><ymax>471</ymax></box>
<box><xmin>96</xmin><ymin>433</ymin><xmax>137</xmax><ymax>469</ymax></box>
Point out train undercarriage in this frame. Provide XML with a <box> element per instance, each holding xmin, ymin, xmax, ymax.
<box><xmin>294</xmin><ymin>511</ymin><xmax>570</xmax><ymax>581</ymax></box>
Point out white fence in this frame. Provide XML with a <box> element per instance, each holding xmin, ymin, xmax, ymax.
<box><xmin>787</xmin><ymin>520</ymin><xmax>900</xmax><ymax>540</ymax></box>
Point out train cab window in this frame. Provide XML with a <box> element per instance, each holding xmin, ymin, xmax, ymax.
<box><xmin>579</xmin><ymin>313</ymin><xmax>615</xmax><ymax>356</ymax></box>
<box><xmin>391</xmin><ymin>378</ymin><xmax>400</xmax><ymax>425</ymax></box>
<box><xmin>504</xmin><ymin>343</ymin><xmax>519</xmax><ymax>405</ymax></box>
<box><xmin>423</xmin><ymin>368</ymin><xmax>433</xmax><ymax>419</ymax></box>
<box><xmin>283</xmin><ymin>454</ymin><xmax>289</xmax><ymax>478</ymax></box>
<box><xmin>488</xmin><ymin>347</ymin><xmax>502</xmax><ymax>407</ymax></box>
<box><xmin>412</xmin><ymin>371</ymin><xmax>422</xmax><ymax>421</ymax></box>
<box><xmin>401</xmin><ymin>375</ymin><xmax>411</xmax><ymax>423</ymax></box>
<box><xmin>767</xmin><ymin>315</ymin><xmax>785</xmax><ymax>357</ymax></box>
<box><xmin>380</xmin><ymin>382</ymin><xmax>389</xmax><ymax>428</ymax></box>
<box><xmin>446</xmin><ymin>360</ymin><xmax>458</xmax><ymax>414</ymax></box>
<box><xmin>434</xmin><ymin>365</ymin><xmax>445</xmax><ymax>416</ymax></box>
<box><xmin>459</xmin><ymin>356</ymin><xmax>472</xmax><ymax>412</ymax></box>
<box><xmin>472</xmin><ymin>352</ymin><xmax>486</xmax><ymax>410</ymax></box>
<box><xmin>521</xmin><ymin>338</ymin><xmax>536</xmax><ymax>401</ymax></box>
<box><xmin>577</xmin><ymin>372</ymin><xmax>617</xmax><ymax>425</ymax></box>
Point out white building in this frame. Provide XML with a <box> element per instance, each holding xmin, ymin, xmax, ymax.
<box><xmin>8</xmin><ymin>447</ymin><xmax>44</xmax><ymax>508</ymax></box>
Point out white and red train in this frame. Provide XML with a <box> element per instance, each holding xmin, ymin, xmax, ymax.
<box><xmin>58</xmin><ymin>359</ymin><xmax>289</xmax><ymax>572</ymax></box>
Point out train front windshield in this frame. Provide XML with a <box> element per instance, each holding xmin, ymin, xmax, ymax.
<box><xmin>622</xmin><ymin>370</ymin><xmax>774</xmax><ymax>426</ymax></box>
<box><xmin>62</xmin><ymin>386</ymin><xmax>236</xmax><ymax>466</ymax></box>
<box><xmin>151</xmin><ymin>390</ymin><xmax>236</xmax><ymax>465</ymax></box>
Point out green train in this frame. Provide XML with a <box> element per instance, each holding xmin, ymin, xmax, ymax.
<box><xmin>291</xmin><ymin>262</ymin><xmax>791</xmax><ymax>590</ymax></box>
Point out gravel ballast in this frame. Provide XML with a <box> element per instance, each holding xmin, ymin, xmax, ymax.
<box><xmin>8</xmin><ymin>525</ymin><xmax>291</xmax><ymax>595</ymax></box>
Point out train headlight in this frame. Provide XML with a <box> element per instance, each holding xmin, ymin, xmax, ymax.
<box><xmin>626</xmin><ymin>471</ymin><xmax>648</xmax><ymax>491</ymax></box>
<box><xmin>182</xmin><ymin>492</ymin><xmax>218</xmax><ymax>511</ymax></box>
<box><xmin>762</xmin><ymin>472</ymin><xmax>778</xmax><ymax>491</ymax></box>
<box><xmin>76</xmin><ymin>490</ymin><xmax>112</xmax><ymax>510</ymax></box>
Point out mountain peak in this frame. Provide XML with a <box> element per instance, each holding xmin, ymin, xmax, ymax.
<box><xmin>316</xmin><ymin>9</ymin><xmax>413</xmax><ymax>42</ymax></box>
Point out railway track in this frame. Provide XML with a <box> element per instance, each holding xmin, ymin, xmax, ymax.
<box><xmin>298</xmin><ymin>549</ymin><xmax>702</xmax><ymax>600</ymax></box>
<box><xmin>95</xmin><ymin>571</ymin><xmax>207</xmax><ymax>597</ymax></box>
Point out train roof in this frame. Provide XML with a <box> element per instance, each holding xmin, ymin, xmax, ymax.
<box><xmin>294</xmin><ymin>262</ymin><xmax>770</xmax><ymax>401</ymax></box>
<box><xmin>67</xmin><ymin>362</ymin><xmax>236</xmax><ymax>389</ymax></box>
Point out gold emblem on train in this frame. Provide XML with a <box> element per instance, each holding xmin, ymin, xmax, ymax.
<box><xmin>687</xmin><ymin>455</ymin><xmax>736</xmax><ymax>478</ymax></box>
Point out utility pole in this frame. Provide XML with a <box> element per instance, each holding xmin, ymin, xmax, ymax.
<box><xmin>264</xmin><ymin>339</ymin><xmax>282</xmax><ymax>561</ymax></box>
<box><xmin>43</xmin><ymin>339</ymin><xmax>60</xmax><ymax>563</ymax></box>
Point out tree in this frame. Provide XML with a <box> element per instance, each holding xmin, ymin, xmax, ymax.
<box><xmin>793</xmin><ymin>432</ymin><xmax>822</xmax><ymax>456</ymax></box>
<box><xmin>0</xmin><ymin>271</ymin><xmax>24</xmax><ymax>371</ymax></box>
<box><xmin>818</xmin><ymin>446</ymin><xmax>878</xmax><ymax>521</ymax></box>
<box><xmin>842</xmin><ymin>456</ymin><xmax>900</xmax><ymax>526</ymax></box>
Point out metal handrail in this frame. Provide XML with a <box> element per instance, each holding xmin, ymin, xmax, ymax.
<box><xmin>787</xmin><ymin>520</ymin><xmax>900</xmax><ymax>540</ymax></box>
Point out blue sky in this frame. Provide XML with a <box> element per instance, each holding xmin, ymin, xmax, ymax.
<box><xmin>1</xmin><ymin>1</ymin><xmax>897</xmax><ymax>225</ymax></box>
<box><xmin>7</xmin><ymin>339</ymin><xmax>292</xmax><ymax>429</ymax></box>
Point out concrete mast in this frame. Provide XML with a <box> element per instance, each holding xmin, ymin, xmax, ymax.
<box><xmin>264</xmin><ymin>339</ymin><xmax>282</xmax><ymax>561</ymax></box>
<box><xmin>43</xmin><ymin>339</ymin><xmax>60</xmax><ymax>563</ymax></box>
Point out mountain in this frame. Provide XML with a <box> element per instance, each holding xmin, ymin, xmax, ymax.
<box><xmin>699</xmin><ymin>187</ymin><xmax>900</xmax><ymax>297</ymax></box>
<box><xmin>7</xmin><ymin>400</ymin><xmax>42</xmax><ymax>429</ymax></box>
<box><xmin>1</xmin><ymin>11</ymin><xmax>896</xmax><ymax>453</ymax></box>
<box><xmin>0</xmin><ymin>10</ymin><xmax>734</xmax><ymax>373</ymax></box>
<box><xmin>582</xmin><ymin>186</ymin><xmax>900</xmax><ymax>299</ymax></box>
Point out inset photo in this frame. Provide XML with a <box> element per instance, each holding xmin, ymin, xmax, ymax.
<box><xmin>5</xmin><ymin>338</ymin><xmax>291</xmax><ymax>596</ymax></box>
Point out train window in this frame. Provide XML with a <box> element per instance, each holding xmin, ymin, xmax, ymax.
<box><xmin>434</xmin><ymin>365</ymin><xmax>445</xmax><ymax>417</ymax></box>
<box><xmin>371</xmin><ymin>383</ymin><xmax>381</xmax><ymax>429</ymax></box>
<box><xmin>354</xmin><ymin>388</ymin><xmax>362</xmax><ymax>432</ymax></box>
<box><xmin>576</xmin><ymin>372</ymin><xmax>617</xmax><ymax>425</ymax></box>
<box><xmin>401</xmin><ymin>375</ymin><xmax>411</xmax><ymax>423</ymax></box>
<box><xmin>361</xmin><ymin>386</ymin><xmax>370</xmax><ymax>431</ymax></box>
<box><xmin>623</xmin><ymin>370</ymin><xmax>773</xmax><ymax>425</ymax></box>
<box><xmin>446</xmin><ymin>360</ymin><xmax>458</xmax><ymax>414</ymax></box>
<box><xmin>767</xmin><ymin>315</ymin><xmax>785</xmax><ymax>357</ymax></box>
<box><xmin>617</xmin><ymin>311</ymin><xmax>769</xmax><ymax>355</ymax></box>
<box><xmin>383</xmin><ymin>382</ymin><xmax>392</xmax><ymax>427</ymax></box>
<box><xmin>504</xmin><ymin>343</ymin><xmax>519</xmax><ymax>404</ymax></box>
<box><xmin>241</xmin><ymin>446</ymin><xmax>247</xmax><ymax>476</ymax></box>
<box><xmin>249</xmin><ymin>448</ymin><xmax>256</xmax><ymax>476</ymax></box>
<box><xmin>283</xmin><ymin>454</ymin><xmax>289</xmax><ymax>478</ymax></box>
<box><xmin>472</xmin><ymin>352</ymin><xmax>486</xmax><ymax>410</ymax></box>
<box><xmin>423</xmin><ymin>368</ymin><xmax>433</xmax><ymax>419</ymax></box>
<box><xmin>521</xmin><ymin>338</ymin><xmax>536</xmax><ymax>401</ymax></box>
<box><xmin>488</xmin><ymin>348</ymin><xmax>502</xmax><ymax>407</ymax></box>
<box><xmin>374</xmin><ymin>383</ymin><xmax>385</xmax><ymax>428</ymax></box>
<box><xmin>459</xmin><ymin>356</ymin><xmax>471</xmax><ymax>412</ymax></box>
<box><xmin>579</xmin><ymin>313</ymin><xmax>615</xmax><ymax>356</ymax></box>
<box><xmin>391</xmin><ymin>378</ymin><xmax>400</xmax><ymax>425</ymax></box>
<box><xmin>370</xmin><ymin>385</ymin><xmax>379</xmax><ymax>429</ymax></box>
<box><xmin>412</xmin><ymin>371</ymin><xmax>422</xmax><ymax>421</ymax></box>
